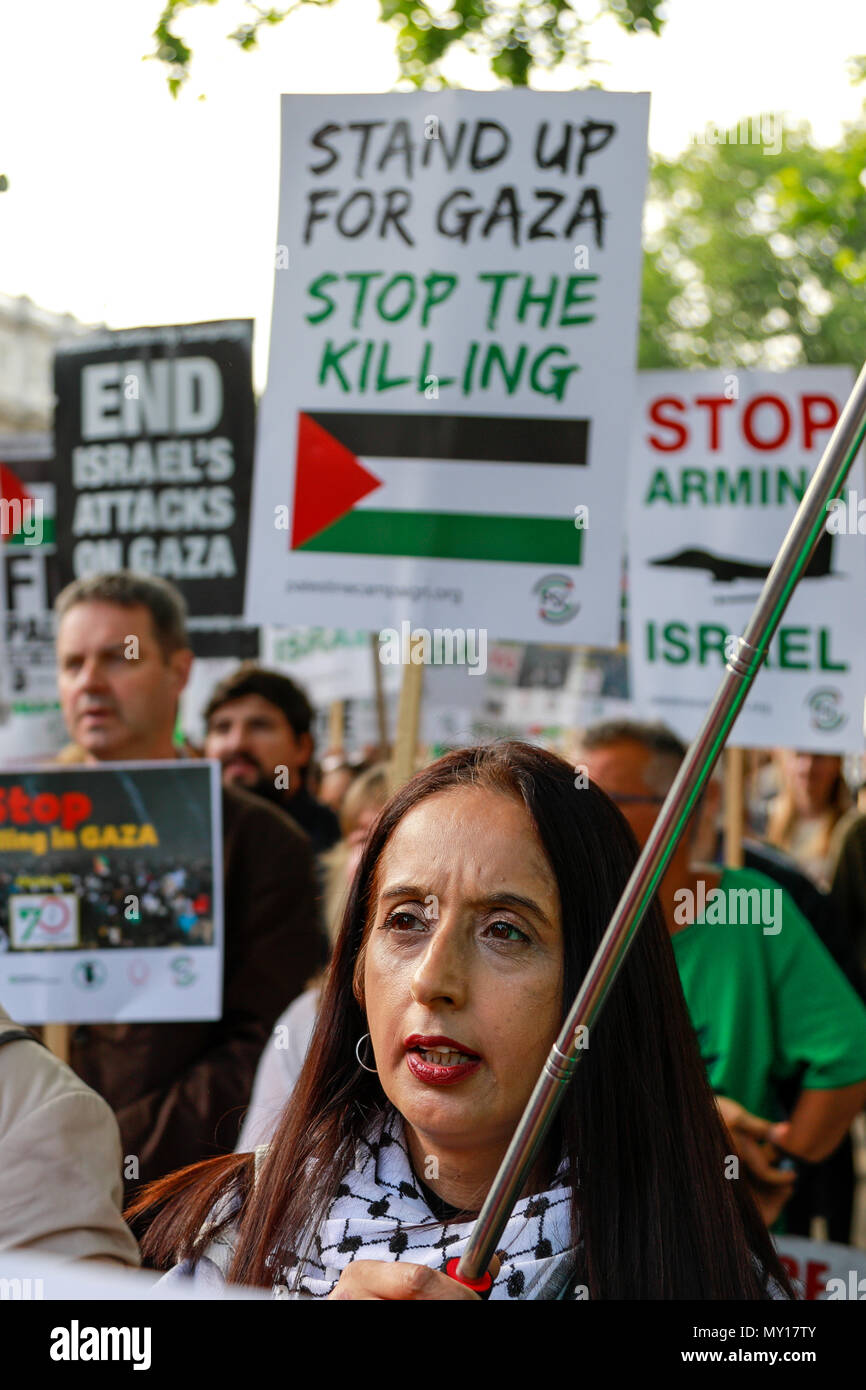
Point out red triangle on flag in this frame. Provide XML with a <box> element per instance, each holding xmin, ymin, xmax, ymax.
<box><xmin>291</xmin><ymin>412</ymin><xmax>382</xmax><ymax>549</ymax></box>
<box><xmin>0</xmin><ymin>464</ymin><xmax>33</xmax><ymax>541</ymax></box>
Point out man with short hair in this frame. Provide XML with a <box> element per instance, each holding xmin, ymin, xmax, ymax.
<box><xmin>578</xmin><ymin>719</ymin><xmax>866</xmax><ymax>1228</ymax></box>
<box><xmin>53</xmin><ymin>572</ymin><xmax>322</xmax><ymax>1196</ymax></box>
<box><xmin>203</xmin><ymin>665</ymin><xmax>340</xmax><ymax>855</ymax></box>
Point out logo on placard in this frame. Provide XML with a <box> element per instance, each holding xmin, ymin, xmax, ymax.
<box><xmin>806</xmin><ymin>687</ymin><xmax>846</xmax><ymax>732</ymax></box>
<box><xmin>128</xmin><ymin>960</ymin><xmax>150</xmax><ymax>987</ymax></box>
<box><xmin>74</xmin><ymin>959</ymin><xmax>107</xmax><ymax>990</ymax></box>
<box><xmin>533</xmin><ymin>574</ymin><xmax>579</xmax><ymax>625</ymax></box>
<box><xmin>9</xmin><ymin>894</ymin><xmax>79</xmax><ymax>949</ymax></box>
<box><xmin>171</xmin><ymin>955</ymin><xmax>196</xmax><ymax>987</ymax></box>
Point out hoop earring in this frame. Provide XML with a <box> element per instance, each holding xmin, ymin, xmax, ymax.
<box><xmin>355</xmin><ymin>1032</ymin><xmax>377</xmax><ymax>1073</ymax></box>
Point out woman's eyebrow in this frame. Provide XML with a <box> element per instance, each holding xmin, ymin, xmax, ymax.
<box><xmin>473</xmin><ymin>891</ymin><xmax>554</xmax><ymax>929</ymax></box>
<box><xmin>379</xmin><ymin>884</ymin><xmax>428</xmax><ymax>902</ymax></box>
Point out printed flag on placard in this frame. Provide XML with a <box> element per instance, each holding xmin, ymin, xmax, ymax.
<box><xmin>291</xmin><ymin>410</ymin><xmax>587</xmax><ymax>566</ymax></box>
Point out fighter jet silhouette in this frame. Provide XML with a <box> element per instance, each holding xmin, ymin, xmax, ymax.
<box><xmin>650</xmin><ymin>529</ymin><xmax>833</xmax><ymax>583</ymax></box>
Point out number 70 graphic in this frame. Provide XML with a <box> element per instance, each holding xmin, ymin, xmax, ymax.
<box><xmin>10</xmin><ymin>895</ymin><xmax>79</xmax><ymax>948</ymax></box>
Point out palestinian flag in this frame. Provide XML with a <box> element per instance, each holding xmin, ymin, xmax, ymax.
<box><xmin>291</xmin><ymin>411</ymin><xmax>588</xmax><ymax>566</ymax></box>
<box><xmin>0</xmin><ymin>464</ymin><xmax>54</xmax><ymax>545</ymax></box>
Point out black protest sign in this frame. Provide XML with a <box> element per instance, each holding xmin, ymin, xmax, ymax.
<box><xmin>53</xmin><ymin>321</ymin><xmax>254</xmax><ymax>618</ymax></box>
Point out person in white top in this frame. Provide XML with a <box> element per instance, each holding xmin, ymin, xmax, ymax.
<box><xmin>766</xmin><ymin>749</ymin><xmax>854</xmax><ymax>890</ymax></box>
<box><xmin>236</xmin><ymin>764</ymin><xmax>390</xmax><ymax>1152</ymax></box>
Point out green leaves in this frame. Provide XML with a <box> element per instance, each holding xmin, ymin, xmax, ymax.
<box><xmin>639</xmin><ymin>115</ymin><xmax>866</xmax><ymax>371</ymax></box>
<box><xmin>149</xmin><ymin>0</ymin><xmax>666</xmax><ymax>93</ymax></box>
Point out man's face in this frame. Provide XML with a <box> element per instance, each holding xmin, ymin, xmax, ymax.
<box><xmin>581</xmin><ymin>739</ymin><xmax>713</xmax><ymax>936</ymax></box>
<box><xmin>580</xmin><ymin>740</ymin><xmax>665</xmax><ymax>849</ymax></box>
<box><xmin>57</xmin><ymin>601</ymin><xmax>192</xmax><ymax>762</ymax></box>
<box><xmin>204</xmin><ymin>693</ymin><xmax>311</xmax><ymax>793</ymax></box>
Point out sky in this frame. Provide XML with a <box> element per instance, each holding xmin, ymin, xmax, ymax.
<box><xmin>1</xmin><ymin>0</ymin><xmax>865</xmax><ymax>387</ymax></box>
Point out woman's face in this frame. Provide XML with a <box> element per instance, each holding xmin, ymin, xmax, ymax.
<box><xmin>362</xmin><ymin>786</ymin><xmax>564</xmax><ymax>1172</ymax></box>
<box><xmin>780</xmin><ymin>750</ymin><xmax>842</xmax><ymax>814</ymax></box>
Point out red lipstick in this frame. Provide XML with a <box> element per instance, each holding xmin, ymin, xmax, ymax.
<box><xmin>404</xmin><ymin>1034</ymin><xmax>482</xmax><ymax>1087</ymax></box>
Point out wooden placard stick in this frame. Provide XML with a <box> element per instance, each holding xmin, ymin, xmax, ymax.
<box><xmin>724</xmin><ymin>746</ymin><xmax>746</xmax><ymax>869</ymax></box>
<box><xmin>389</xmin><ymin>641</ymin><xmax>424</xmax><ymax>793</ymax></box>
<box><xmin>43</xmin><ymin>1022</ymin><xmax>70</xmax><ymax>1065</ymax></box>
<box><xmin>370</xmin><ymin>631</ymin><xmax>390</xmax><ymax>758</ymax></box>
<box><xmin>327</xmin><ymin>700</ymin><xmax>345</xmax><ymax>754</ymax></box>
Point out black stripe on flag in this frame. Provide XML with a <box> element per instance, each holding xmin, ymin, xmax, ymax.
<box><xmin>306</xmin><ymin>412</ymin><xmax>589</xmax><ymax>465</ymax></box>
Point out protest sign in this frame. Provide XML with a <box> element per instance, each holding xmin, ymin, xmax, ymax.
<box><xmin>246</xmin><ymin>90</ymin><xmax>649</xmax><ymax>644</ymax></box>
<box><xmin>774</xmin><ymin>1236</ymin><xmax>866</xmax><ymax>1299</ymax></box>
<box><xmin>0</xmin><ymin>1248</ymin><xmax>270</xmax><ymax>1301</ymax></box>
<box><xmin>0</xmin><ymin>761</ymin><xmax>223</xmax><ymax>1023</ymax></box>
<box><xmin>0</xmin><ymin>434</ymin><xmax>67</xmax><ymax>761</ymax></box>
<box><xmin>473</xmin><ymin>634</ymin><xmax>634</xmax><ymax>747</ymax></box>
<box><xmin>627</xmin><ymin>368</ymin><xmax>866</xmax><ymax>750</ymax></box>
<box><xmin>53</xmin><ymin>321</ymin><xmax>255</xmax><ymax>618</ymax></box>
<box><xmin>264</xmin><ymin>625</ymin><xmax>403</xmax><ymax>705</ymax></box>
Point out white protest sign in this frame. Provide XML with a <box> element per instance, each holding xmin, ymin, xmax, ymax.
<box><xmin>0</xmin><ymin>761</ymin><xmax>223</xmax><ymax>1024</ymax></box>
<box><xmin>472</xmin><ymin>639</ymin><xmax>634</xmax><ymax>748</ymax></box>
<box><xmin>628</xmin><ymin>368</ymin><xmax>866</xmax><ymax>750</ymax></box>
<box><xmin>264</xmin><ymin>626</ymin><xmax>402</xmax><ymax>705</ymax></box>
<box><xmin>246</xmin><ymin>90</ymin><xmax>649</xmax><ymax>644</ymax></box>
<box><xmin>774</xmin><ymin>1236</ymin><xmax>866</xmax><ymax>1299</ymax></box>
<box><xmin>0</xmin><ymin>1248</ymin><xmax>269</xmax><ymax>1300</ymax></box>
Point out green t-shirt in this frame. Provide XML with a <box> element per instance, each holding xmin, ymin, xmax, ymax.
<box><xmin>672</xmin><ymin>866</ymin><xmax>866</xmax><ymax>1121</ymax></box>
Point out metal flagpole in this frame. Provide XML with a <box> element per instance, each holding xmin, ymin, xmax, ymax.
<box><xmin>454</xmin><ymin>361</ymin><xmax>866</xmax><ymax>1287</ymax></box>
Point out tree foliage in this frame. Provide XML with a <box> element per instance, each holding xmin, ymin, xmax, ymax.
<box><xmin>150</xmin><ymin>6</ymin><xmax>866</xmax><ymax>375</ymax></box>
<box><xmin>151</xmin><ymin>0</ymin><xmax>666</xmax><ymax>96</ymax></box>
<box><xmin>639</xmin><ymin>113</ymin><xmax>866</xmax><ymax>372</ymax></box>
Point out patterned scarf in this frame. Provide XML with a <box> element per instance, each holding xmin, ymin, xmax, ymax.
<box><xmin>269</xmin><ymin>1107</ymin><xmax>582</xmax><ymax>1301</ymax></box>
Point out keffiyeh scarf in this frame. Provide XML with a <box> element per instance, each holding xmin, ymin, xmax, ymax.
<box><xmin>268</xmin><ymin>1108</ymin><xmax>582</xmax><ymax>1301</ymax></box>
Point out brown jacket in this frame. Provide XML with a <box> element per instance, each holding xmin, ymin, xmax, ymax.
<box><xmin>68</xmin><ymin>784</ymin><xmax>324</xmax><ymax>1197</ymax></box>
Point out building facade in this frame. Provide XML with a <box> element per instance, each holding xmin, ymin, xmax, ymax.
<box><xmin>0</xmin><ymin>292</ymin><xmax>96</xmax><ymax>433</ymax></box>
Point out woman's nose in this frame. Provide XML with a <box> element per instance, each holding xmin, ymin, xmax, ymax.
<box><xmin>409</xmin><ymin>917</ymin><xmax>468</xmax><ymax>1009</ymax></box>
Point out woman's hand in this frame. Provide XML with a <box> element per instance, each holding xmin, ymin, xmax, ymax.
<box><xmin>327</xmin><ymin>1260</ymin><xmax>483</xmax><ymax>1300</ymax></box>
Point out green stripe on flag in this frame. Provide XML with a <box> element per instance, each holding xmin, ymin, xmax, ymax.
<box><xmin>5</xmin><ymin>518</ymin><xmax>55</xmax><ymax>546</ymax></box>
<box><xmin>298</xmin><ymin>510</ymin><xmax>583</xmax><ymax>565</ymax></box>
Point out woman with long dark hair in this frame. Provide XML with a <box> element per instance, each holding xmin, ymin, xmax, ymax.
<box><xmin>132</xmin><ymin>743</ymin><xmax>793</xmax><ymax>1300</ymax></box>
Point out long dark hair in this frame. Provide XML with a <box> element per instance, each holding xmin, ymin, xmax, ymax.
<box><xmin>132</xmin><ymin>742</ymin><xmax>793</xmax><ymax>1299</ymax></box>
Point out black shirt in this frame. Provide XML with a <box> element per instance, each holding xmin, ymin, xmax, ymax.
<box><xmin>282</xmin><ymin>787</ymin><xmax>341</xmax><ymax>856</ymax></box>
